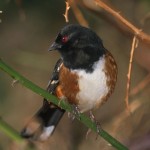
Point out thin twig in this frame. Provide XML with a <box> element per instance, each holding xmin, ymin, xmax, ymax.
<box><xmin>130</xmin><ymin>73</ymin><xmax>150</xmax><ymax>96</ymax></box>
<box><xmin>0</xmin><ymin>59</ymin><xmax>128</xmax><ymax>150</ymax></box>
<box><xmin>94</xmin><ymin>0</ymin><xmax>150</xmax><ymax>45</ymax></box>
<box><xmin>125</xmin><ymin>36</ymin><xmax>138</xmax><ymax>112</ymax></box>
<box><xmin>69</xmin><ymin>0</ymin><xmax>89</xmax><ymax>27</ymax></box>
<box><xmin>63</xmin><ymin>1</ymin><xmax>70</xmax><ymax>22</ymax></box>
<box><xmin>0</xmin><ymin>10</ymin><xmax>2</xmax><ymax>23</ymax></box>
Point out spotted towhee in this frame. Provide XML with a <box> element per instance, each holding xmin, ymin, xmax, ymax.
<box><xmin>21</xmin><ymin>24</ymin><xmax>117</xmax><ymax>141</ymax></box>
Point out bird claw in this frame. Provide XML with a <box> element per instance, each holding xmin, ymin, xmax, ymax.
<box><xmin>68</xmin><ymin>112</ymin><xmax>75</xmax><ymax>121</ymax></box>
<box><xmin>68</xmin><ymin>104</ymin><xmax>81</xmax><ymax>121</ymax></box>
<box><xmin>11</xmin><ymin>79</ymin><xmax>19</xmax><ymax>87</ymax></box>
<box><xmin>89</xmin><ymin>111</ymin><xmax>102</xmax><ymax>140</ymax></box>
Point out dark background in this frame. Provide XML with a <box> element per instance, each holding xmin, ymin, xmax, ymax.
<box><xmin>0</xmin><ymin>0</ymin><xmax>150</xmax><ymax>149</ymax></box>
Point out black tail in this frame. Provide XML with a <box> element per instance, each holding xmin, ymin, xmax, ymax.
<box><xmin>21</xmin><ymin>59</ymin><xmax>65</xmax><ymax>141</ymax></box>
<box><xmin>21</xmin><ymin>100</ymin><xmax>65</xmax><ymax>141</ymax></box>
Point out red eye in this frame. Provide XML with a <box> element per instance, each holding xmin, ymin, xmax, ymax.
<box><xmin>62</xmin><ymin>36</ymin><xmax>68</xmax><ymax>43</ymax></box>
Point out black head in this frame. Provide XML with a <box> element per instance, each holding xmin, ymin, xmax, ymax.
<box><xmin>49</xmin><ymin>24</ymin><xmax>106</xmax><ymax>72</ymax></box>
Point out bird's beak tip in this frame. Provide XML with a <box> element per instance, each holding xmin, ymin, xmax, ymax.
<box><xmin>48</xmin><ymin>42</ymin><xmax>55</xmax><ymax>51</ymax></box>
<box><xmin>48</xmin><ymin>42</ymin><xmax>61</xmax><ymax>51</ymax></box>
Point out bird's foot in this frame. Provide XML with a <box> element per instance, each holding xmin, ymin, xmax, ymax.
<box><xmin>89</xmin><ymin>111</ymin><xmax>102</xmax><ymax>140</ymax></box>
<box><xmin>68</xmin><ymin>104</ymin><xmax>81</xmax><ymax>121</ymax></box>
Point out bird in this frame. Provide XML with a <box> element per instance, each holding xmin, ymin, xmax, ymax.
<box><xmin>21</xmin><ymin>24</ymin><xmax>117</xmax><ymax>141</ymax></box>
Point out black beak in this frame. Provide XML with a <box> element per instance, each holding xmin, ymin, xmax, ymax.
<box><xmin>48</xmin><ymin>42</ymin><xmax>61</xmax><ymax>51</ymax></box>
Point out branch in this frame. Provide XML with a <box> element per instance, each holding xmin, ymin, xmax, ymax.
<box><xmin>0</xmin><ymin>59</ymin><xmax>128</xmax><ymax>150</ymax></box>
<box><xmin>125</xmin><ymin>36</ymin><xmax>138</xmax><ymax>112</ymax></box>
<box><xmin>130</xmin><ymin>73</ymin><xmax>150</xmax><ymax>96</ymax></box>
<box><xmin>69</xmin><ymin>0</ymin><xmax>89</xmax><ymax>27</ymax></box>
<box><xmin>94</xmin><ymin>0</ymin><xmax>150</xmax><ymax>45</ymax></box>
<box><xmin>0</xmin><ymin>10</ymin><xmax>2</xmax><ymax>23</ymax></box>
<box><xmin>63</xmin><ymin>1</ymin><xmax>70</xmax><ymax>22</ymax></box>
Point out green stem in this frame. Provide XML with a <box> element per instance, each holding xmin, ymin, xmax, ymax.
<box><xmin>0</xmin><ymin>117</ymin><xmax>23</xmax><ymax>142</ymax></box>
<box><xmin>0</xmin><ymin>59</ymin><xmax>128</xmax><ymax>150</ymax></box>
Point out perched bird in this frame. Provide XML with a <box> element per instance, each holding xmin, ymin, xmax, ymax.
<box><xmin>21</xmin><ymin>24</ymin><xmax>117</xmax><ymax>141</ymax></box>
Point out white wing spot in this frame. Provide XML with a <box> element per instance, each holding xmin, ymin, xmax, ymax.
<box><xmin>40</xmin><ymin>126</ymin><xmax>55</xmax><ymax>141</ymax></box>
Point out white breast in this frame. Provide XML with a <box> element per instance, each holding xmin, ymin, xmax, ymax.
<box><xmin>71</xmin><ymin>56</ymin><xmax>109</xmax><ymax>112</ymax></box>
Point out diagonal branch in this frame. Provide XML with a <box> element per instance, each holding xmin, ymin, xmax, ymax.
<box><xmin>130</xmin><ymin>73</ymin><xmax>150</xmax><ymax>96</ymax></box>
<box><xmin>94</xmin><ymin>0</ymin><xmax>150</xmax><ymax>45</ymax></box>
<box><xmin>0</xmin><ymin>59</ymin><xmax>128</xmax><ymax>150</ymax></box>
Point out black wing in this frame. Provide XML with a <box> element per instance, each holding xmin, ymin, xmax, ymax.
<box><xmin>46</xmin><ymin>58</ymin><xmax>63</xmax><ymax>94</ymax></box>
<box><xmin>21</xmin><ymin>59</ymin><xmax>65</xmax><ymax>141</ymax></box>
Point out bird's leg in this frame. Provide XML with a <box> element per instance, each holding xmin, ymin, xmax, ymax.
<box><xmin>68</xmin><ymin>104</ymin><xmax>81</xmax><ymax>121</ymax></box>
<box><xmin>89</xmin><ymin>111</ymin><xmax>102</xmax><ymax>140</ymax></box>
<box><xmin>72</xmin><ymin>104</ymin><xmax>81</xmax><ymax>120</ymax></box>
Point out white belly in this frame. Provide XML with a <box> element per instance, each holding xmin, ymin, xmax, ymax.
<box><xmin>72</xmin><ymin>57</ymin><xmax>109</xmax><ymax>112</ymax></box>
